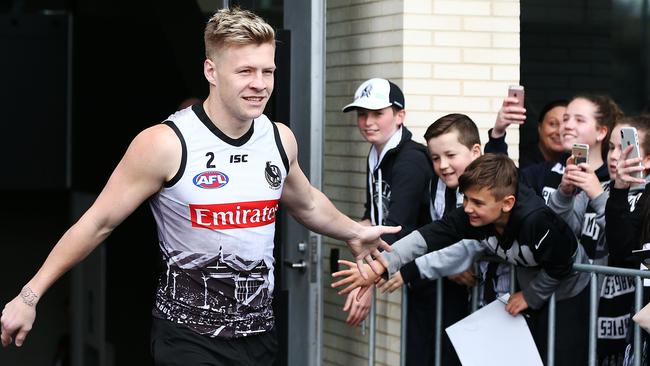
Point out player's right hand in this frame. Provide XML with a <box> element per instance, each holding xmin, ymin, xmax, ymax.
<box><xmin>1</xmin><ymin>295</ymin><xmax>37</xmax><ymax>347</ymax></box>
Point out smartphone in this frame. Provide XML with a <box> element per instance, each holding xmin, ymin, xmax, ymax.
<box><xmin>572</xmin><ymin>143</ymin><xmax>589</xmax><ymax>165</ymax></box>
<box><xmin>507</xmin><ymin>85</ymin><xmax>525</xmax><ymax>108</ymax></box>
<box><xmin>621</xmin><ymin>127</ymin><xmax>644</xmax><ymax>180</ymax></box>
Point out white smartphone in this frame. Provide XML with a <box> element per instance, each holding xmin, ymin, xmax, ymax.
<box><xmin>507</xmin><ymin>85</ymin><xmax>525</xmax><ymax>108</ymax></box>
<box><xmin>620</xmin><ymin>127</ymin><xmax>644</xmax><ymax>180</ymax></box>
<box><xmin>572</xmin><ymin>143</ymin><xmax>589</xmax><ymax>165</ymax></box>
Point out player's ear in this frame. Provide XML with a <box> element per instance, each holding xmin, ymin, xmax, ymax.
<box><xmin>204</xmin><ymin>58</ymin><xmax>217</xmax><ymax>86</ymax></box>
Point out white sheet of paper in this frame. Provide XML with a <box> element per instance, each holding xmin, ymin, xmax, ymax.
<box><xmin>445</xmin><ymin>294</ymin><xmax>542</xmax><ymax>366</ymax></box>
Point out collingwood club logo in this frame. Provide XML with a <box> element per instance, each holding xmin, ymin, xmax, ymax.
<box><xmin>265</xmin><ymin>161</ymin><xmax>282</xmax><ymax>189</ymax></box>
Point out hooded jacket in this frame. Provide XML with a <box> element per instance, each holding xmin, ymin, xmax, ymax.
<box><xmin>605</xmin><ymin>176</ymin><xmax>650</xmax><ymax>263</ymax></box>
<box><xmin>384</xmin><ymin>181</ymin><xmax>590</xmax><ymax>309</ymax></box>
<box><xmin>363</xmin><ymin>126</ymin><xmax>433</xmax><ymax>244</ymax></box>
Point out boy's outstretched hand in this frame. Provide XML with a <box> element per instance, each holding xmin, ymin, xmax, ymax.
<box><xmin>378</xmin><ymin>271</ymin><xmax>404</xmax><ymax>293</ymax></box>
<box><xmin>343</xmin><ymin>286</ymin><xmax>373</xmax><ymax>326</ymax></box>
<box><xmin>345</xmin><ymin>225</ymin><xmax>400</xmax><ymax>280</ymax></box>
<box><xmin>332</xmin><ymin>259</ymin><xmax>384</xmax><ymax>298</ymax></box>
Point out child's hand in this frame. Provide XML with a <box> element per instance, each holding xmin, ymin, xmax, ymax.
<box><xmin>505</xmin><ymin>291</ymin><xmax>529</xmax><ymax>316</ymax></box>
<box><xmin>378</xmin><ymin>271</ymin><xmax>404</xmax><ymax>293</ymax></box>
<box><xmin>614</xmin><ymin>145</ymin><xmax>647</xmax><ymax>189</ymax></box>
<box><xmin>331</xmin><ymin>259</ymin><xmax>382</xmax><ymax>296</ymax></box>
<box><xmin>343</xmin><ymin>286</ymin><xmax>373</xmax><ymax>326</ymax></box>
<box><xmin>447</xmin><ymin>269</ymin><xmax>477</xmax><ymax>287</ymax></box>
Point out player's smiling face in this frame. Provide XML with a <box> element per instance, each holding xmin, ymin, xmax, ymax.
<box><xmin>208</xmin><ymin>42</ymin><xmax>276</xmax><ymax>124</ymax></box>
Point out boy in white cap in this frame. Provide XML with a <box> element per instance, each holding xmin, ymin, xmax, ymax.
<box><xmin>341</xmin><ymin>78</ymin><xmax>443</xmax><ymax>365</ymax></box>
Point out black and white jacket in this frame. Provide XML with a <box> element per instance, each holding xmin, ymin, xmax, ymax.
<box><xmin>363</xmin><ymin>126</ymin><xmax>433</xmax><ymax>244</ymax></box>
<box><xmin>384</xmin><ymin>181</ymin><xmax>590</xmax><ymax>310</ymax></box>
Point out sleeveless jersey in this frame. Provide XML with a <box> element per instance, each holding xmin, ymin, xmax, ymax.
<box><xmin>149</xmin><ymin>104</ymin><xmax>289</xmax><ymax>338</ymax></box>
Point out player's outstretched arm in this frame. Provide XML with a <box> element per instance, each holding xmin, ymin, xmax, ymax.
<box><xmin>276</xmin><ymin>123</ymin><xmax>400</xmax><ymax>277</ymax></box>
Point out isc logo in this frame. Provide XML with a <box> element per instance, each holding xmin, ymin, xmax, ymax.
<box><xmin>193</xmin><ymin>171</ymin><xmax>229</xmax><ymax>189</ymax></box>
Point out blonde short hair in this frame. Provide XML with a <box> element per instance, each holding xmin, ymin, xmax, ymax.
<box><xmin>204</xmin><ymin>7</ymin><xmax>275</xmax><ymax>60</ymax></box>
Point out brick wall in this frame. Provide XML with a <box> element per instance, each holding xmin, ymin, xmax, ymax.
<box><xmin>323</xmin><ymin>1</ymin><xmax>521</xmax><ymax>364</ymax></box>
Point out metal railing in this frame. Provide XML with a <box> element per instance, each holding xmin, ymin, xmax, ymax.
<box><xmin>362</xmin><ymin>262</ymin><xmax>650</xmax><ymax>366</ymax></box>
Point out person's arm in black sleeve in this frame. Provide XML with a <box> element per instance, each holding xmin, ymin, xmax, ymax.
<box><xmin>382</xmin><ymin>148</ymin><xmax>432</xmax><ymax>243</ymax></box>
<box><xmin>484</xmin><ymin>128</ymin><xmax>509</xmax><ymax>155</ymax></box>
<box><xmin>519</xmin><ymin>163</ymin><xmax>547</xmax><ymax>197</ymax></box>
<box><xmin>606</xmin><ymin>185</ymin><xmax>644</xmax><ymax>261</ymax></box>
<box><xmin>484</xmin><ymin>98</ymin><xmax>526</xmax><ymax>156</ymax></box>
<box><xmin>521</xmin><ymin>210</ymin><xmax>576</xmax><ymax>309</ymax></box>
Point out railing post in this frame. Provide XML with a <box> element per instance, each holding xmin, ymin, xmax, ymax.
<box><xmin>588</xmin><ymin>272</ymin><xmax>598</xmax><ymax>366</ymax></box>
<box><xmin>509</xmin><ymin>263</ymin><xmax>516</xmax><ymax>294</ymax></box>
<box><xmin>400</xmin><ymin>287</ymin><xmax>407</xmax><ymax>366</ymax></box>
<box><xmin>434</xmin><ymin>278</ymin><xmax>443</xmax><ymax>366</ymax></box>
<box><xmin>547</xmin><ymin>293</ymin><xmax>556</xmax><ymax>366</ymax></box>
<box><xmin>368</xmin><ymin>290</ymin><xmax>376</xmax><ymax>366</ymax></box>
<box><xmin>470</xmin><ymin>262</ymin><xmax>480</xmax><ymax>313</ymax></box>
<box><xmin>634</xmin><ymin>276</ymin><xmax>643</xmax><ymax>366</ymax></box>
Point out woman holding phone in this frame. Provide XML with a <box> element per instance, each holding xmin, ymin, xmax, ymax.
<box><xmin>518</xmin><ymin>94</ymin><xmax>622</xmax><ymax>203</ymax></box>
<box><xmin>605</xmin><ymin>115</ymin><xmax>650</xmax><ymax>365</ymax></box>
<box><xmin>606</xmin><ymin>115</ymin><xmax>650</xmax><ymax>260</ymax></box>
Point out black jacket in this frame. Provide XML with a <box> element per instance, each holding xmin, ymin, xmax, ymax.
<box><xmin>401</xmin><ymin>181</ymin><xmax>589</xmax><ymax>309</ymax></box>
<box><xmin>605</xmin><ymin>181</ymin><xmax>649</xmax><ymax>262</ymax></box>
<box><xmin>363</xmin><ymin>126</ymin><xmax>433</xmax><ymax>244</ymax></box>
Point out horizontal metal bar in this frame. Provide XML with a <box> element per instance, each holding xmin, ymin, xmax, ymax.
<box><xmin>573</xmin><ymin>263</ymin><xmax>650</xmax><ymax>278</ymax></box>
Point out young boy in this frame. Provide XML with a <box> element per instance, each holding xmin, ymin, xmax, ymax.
<box><xmin>333</xmin><ymin>154</ymin><xmax>592</xmax><ymax>366</ymax></box>
<box><xmin>379</xmin><ymin>115</ymin><xmax>512</xmax><ymax>308</ymax></box>
<box><xmin>341</xmin><ymin>78</ymin><xmax>436</xmax><ymax>365</ymax></box>
<box><xmin>347</xmin><ymin>112</ymin><xmax>503</xmax><ymax>365</ymax></box>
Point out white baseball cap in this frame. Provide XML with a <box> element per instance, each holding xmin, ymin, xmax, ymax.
<box><xmin>342</xmin><ymin>78</ymin><xmax>405</xmax><ymax>112</ymax></box>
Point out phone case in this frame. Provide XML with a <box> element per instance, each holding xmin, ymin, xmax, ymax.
<box><xmin>621</xmin><ymin>127</ymin><xmax>641</xmax><ymax>160</ymax></box>
<box><xmin>507</xmin><ymin>85</ymin><xmax>524</xmax><ymax>108</ymax></box>
<box><xmin>572</xmin><ymin>143</ymin><xmax>589</xmax><ymax>165</ymax></box>
<box><xmin>621</xmin><ymin>127</ymin><xmax>644</xmax><ymax>179</ymax></box>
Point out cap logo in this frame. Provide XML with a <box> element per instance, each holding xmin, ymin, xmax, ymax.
<box><xmin>359</xmin><ymin>84</ymin><xmax>373</xmax><ymax>99</ymax></box>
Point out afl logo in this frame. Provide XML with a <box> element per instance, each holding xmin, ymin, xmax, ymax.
<box><xmin>193</xmin><ymin>171</ymin><xmax>229</xmax><ymax>189</ymax></box>
<box><xmin>265</xmin><ymin>161</ymin><xmax>282</xmax><ymax>189</ymax></box>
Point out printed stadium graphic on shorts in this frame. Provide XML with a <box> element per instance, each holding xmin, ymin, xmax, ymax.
<box><xmin>155</xmin><ymin>247</ymin><xmax>273</xmax><ymax>338</ymax></box>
